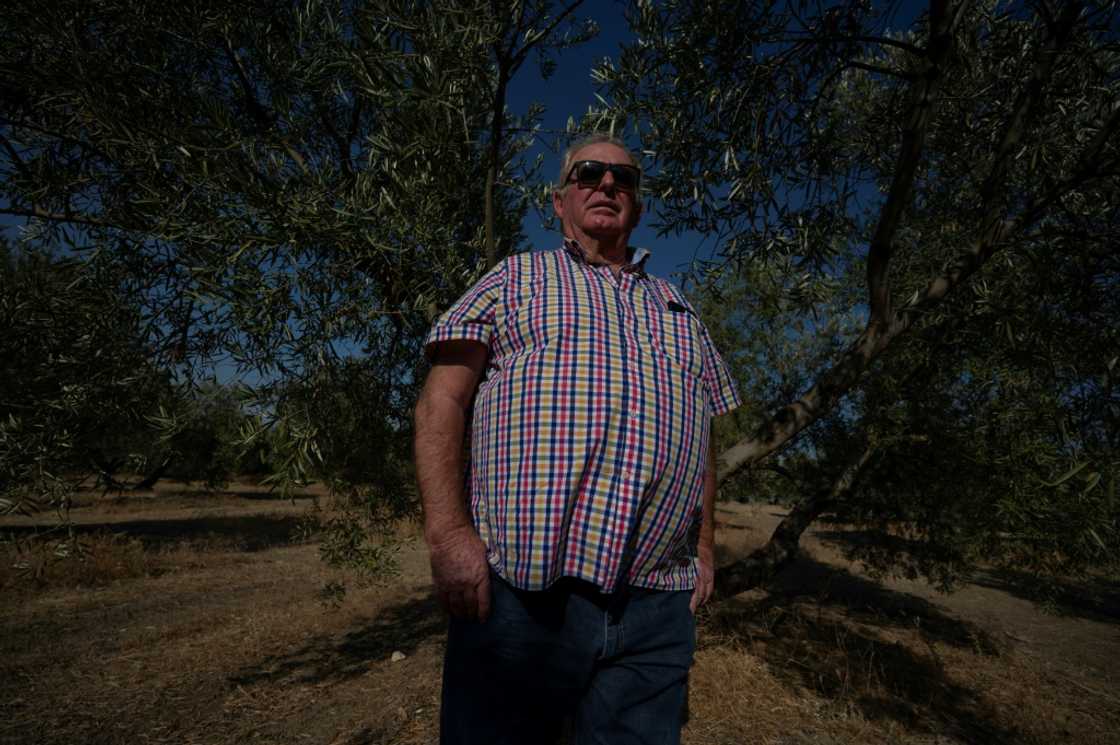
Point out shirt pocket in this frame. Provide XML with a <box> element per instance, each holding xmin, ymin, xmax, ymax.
<box><xmin>644</xmin><ymin>305</ymin><xmax>704</xmax><ymax>379</ymax></box>
<box><xmin>506</xmin><ymin>272</ymin><xmax>586</xmax><ymax>356</ymax></box>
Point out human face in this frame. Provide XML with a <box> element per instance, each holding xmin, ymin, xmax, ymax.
<box><xmin>552</xmin><ymin>143</ymin><xmax>642</xmax><ymax>243</ymax></box>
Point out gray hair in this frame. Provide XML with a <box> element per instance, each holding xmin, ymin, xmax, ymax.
<box><xmin>555</xmin><ymin>133</ymin><xmax>642</xmax><ymax>194</ymax></box>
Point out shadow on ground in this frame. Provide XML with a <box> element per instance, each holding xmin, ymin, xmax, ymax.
<box><xmin>816</xmin><ymin>528</ymin><xmax>1120</xmax><ymax>625</ymax></box>
<box><xmin>2</xmin><ymin>514</ymin><xmax>308</xmax><ymax>551</ymax></box>
<box><xmin>970</xmin><ymin>569</ymin><xmax>1120</xmax><ymax>624</ymax></box>
<box><xmin>143</xmin><ymin>488</ymin><xmax>317</xmax><ymax>502</ymax></box>
<box><xmin>230</xmin><ymin>594</ymin><xmax>445</xmax><ymax>689</ymax></box>
<box><xmin>74</xmin><ymin>487</ymin><xmax>319</xmax><ymax>503</ymax></box>
<box><xmin>707</xmin><ymin>555</ymin><xmax>1023</xmax><ymax>743</ymax></box>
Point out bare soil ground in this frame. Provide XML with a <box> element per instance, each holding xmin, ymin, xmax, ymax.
<box><xmin>3</xmin><ymin>485</ymin><xmax>1118</xmax><ymax>745</ymax></box>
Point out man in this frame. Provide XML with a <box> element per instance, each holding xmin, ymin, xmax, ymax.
<box><xmin>414</xmin><ymin>133</ymin><xmax>740</xmax><ymax>744</ymax></box>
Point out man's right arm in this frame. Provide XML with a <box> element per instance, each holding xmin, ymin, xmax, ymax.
<box><xmin>414</xmin><ymin>339</ymin><xmax>491</xmax><ymax>621</ymax></box>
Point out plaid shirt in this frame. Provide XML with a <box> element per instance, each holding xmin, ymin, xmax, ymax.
<box><xmin>424</xmin><ymin>241</ymin><xmax>740</xmax><ymax>592</ymax></box>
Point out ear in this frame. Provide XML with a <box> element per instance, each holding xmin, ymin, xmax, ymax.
<box><xmin>552</xmin><ymin>188</ymin><xmax>565</xmax><ymax>221</ymax></box>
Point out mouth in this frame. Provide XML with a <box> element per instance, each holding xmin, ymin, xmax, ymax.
<box><xmin>587</xmin><ymin>202</ymin><xmax>620</xmax><ymax>213</ymax></box>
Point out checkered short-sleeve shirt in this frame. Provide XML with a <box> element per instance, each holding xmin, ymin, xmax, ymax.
<box><xmin>424</xmin><ymin>242</ymin><xmax>740</xmax><ymax>592</ymax></box>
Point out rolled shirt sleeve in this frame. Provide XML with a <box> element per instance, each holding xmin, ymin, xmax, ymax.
<box><xmin>695</xmin><ymin>319</ymin><xmax>741</xmax><ymax>416</ymax></box>
<box><xmin>664</xmin><ymin>289</ymin><xmax>741</xmax><ymax>417</ymax></box>
<box><xmin>423</xmin><ymin>260</ymin><xmax>506</xmax><ymax>360</ymax></box>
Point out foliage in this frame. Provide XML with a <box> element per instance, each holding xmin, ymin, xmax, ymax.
<box><xmin>844</xmin><ymin>234</ymin><xmax>1119</xmax><ymax>585</ymax></box>
<box><xmin>0</xmin><ymin>239</ymin><xmax>170</xmax><ymax>516</ymax></box>
<box><xmin>263</xmin><ymin>357</ymin><xmax>417</xmax><ymax>585</ymax></box>
<box><xmin>1</xmin><ymin>0</ymin><xmax>534</xmax><ymax>379</ymax></box>
<box><xmin>601</xmin><ymin>0</ymin><xmax>1120</xmax><ymax>587</ymax></box>
<box><xmin>0</xmin><ymin>238</ymin><xmax>268</xmax><ymax>508</ymax></box>
<box><xmin>0</xmin><ymin>0</ymin><xmax>596</xmax><ymax>580</ymax></box>
<box><xmin>694</xmin><ymin>260</ymin><xmax>862</xmax><ymax>505</ymax></box>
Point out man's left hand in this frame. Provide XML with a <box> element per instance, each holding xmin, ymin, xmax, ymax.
<box><xmin>690</xmin><ymin>546</ymin><xmax>715</xmax><ymax>613</ymax></box>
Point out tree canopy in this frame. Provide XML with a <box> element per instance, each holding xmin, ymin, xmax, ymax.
<box><xmin>1</xmin><ymin>0</ymin><xmax>593</xmax><ymax>524</ymax></box>
<box><xmin>597</xmin><ymin>0</ymin><xmax>1119</xmax><ymax>590</ymax></box>
<box><xmin>2</xmin><ymin>0</ymin><xmax>1116</xmax><ymax>594</ymax></box>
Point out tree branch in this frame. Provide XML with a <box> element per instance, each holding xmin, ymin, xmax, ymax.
<box><xmin>764</xmin><ymin>463</ymin><xmax>800</xmax><ymax>484</ymax></box>
<box><xmin>716</xmin><ymin>1</ymin><xmax>1088</xmax><ymax>483</ymax></box>
<box><xmin>0</xmin><ymin>131</ymin><xmax>33</xmax><ymax>180</ymax></box>
<box><xmin>483</xmin><ymin>1</ymin><xmax>586</xmax><ymax>269</ymax></box>
<box><xmin>223</xmin><ymin>38</ymin><xmax>274</xmax><ymax>135</ymax></box>
<box><xmin>0</xmin><ymin>115</ymin><xmax>116</xmax><ymax>162</ymax></box>
<box><xmin>847</xmin><ymin>60</ymin><xmax>918</xmax><ymax>79</ymax></box>
<box><xmin>890</xmin><ymin>2</ymin><xmax>1089</xmax><ymax>334</ymax></box>
<box><xmin>509</xmin><ymin>0</ymin><xmax>587</xmax><ymax>69</ymax></box>
<box><xmin>222</xmin><ymin>38</ymin><xmax>310</xmax><ymax>177</ymax></box>
<box><xmin>313</xmin><ymin>92</ymin><xmax>353</xmax><ymax>177</ymax></box>
<box><xmin>714</xmin><ymin>437</ymin><xmax>879</xmax><ymax>598</ymax></box>
<box><xmin>977</xmin><ymin>3</ymin><xmax>1079</xmax><ymax>209</ymax></box>
<box><xmin>865</xmin><ymin>3</ymin><xmax>956</xmax><ymax>330</ymax></box>
<box><xmin>777</xmin><ymin>34</ymin><xmax>926</xmax><ymax>57</ymax></box>
<box><xmin>483</xmin><ymin>44</ymin><xmax>513</xmax><ymax>269</ymax></box>
<box><xmin>0</xmin><ymin>205</ymin><xmax>125</xmax><ymax>230</ymax></box>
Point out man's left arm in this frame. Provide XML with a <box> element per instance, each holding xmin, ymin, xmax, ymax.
<box><xmin>684</xmin><ymin>297</ymin><xmax>741</xmax><ymax>613</ymax></box>
<box><xmin>690</xmin><ymin>440</ymin><xmax>717</xmax><ymax>613</ymax></box>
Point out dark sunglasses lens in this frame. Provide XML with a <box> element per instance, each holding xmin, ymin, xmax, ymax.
<box><xmin>611</xmin><ymin>166</ymin><xmax>638</xmax><ymax>190</ymax></box>
<box><xmin>571</xmin><ymin>160</ymin><xmax>639</xmax><ymax>190</ymax></box>
<box><xmin>575</xmin><ymin>161</ymin><xmax>606</xmax><ymax>185</ymax></box>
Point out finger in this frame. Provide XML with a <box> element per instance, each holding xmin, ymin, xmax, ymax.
<box><xmin>476</xmin><ymin>571</ymin><xmax>492</xmax><ymax>623</ymax></box>
<box><xmin>459</xmin><ymin>584</ymin><xmax>480</xmax><ymax>621</ymax></box>
<box><xmin>694</xmin><ymin>579</ymin><xmax>713</xmax><ymax>612</ymax></box>
<box><xmin>447</xmin><ymin>589</ymin><xmax>470</xmax><ymax>619</ymax></box>
<box><xmin>689</xmin><ymin>587</ymin><xmax>699</xmax><ymax>614</ymax></box>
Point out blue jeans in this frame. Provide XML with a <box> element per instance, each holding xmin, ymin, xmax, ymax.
<box><xmin>440</xmin><ymin>570</ymin><xmax>695</xmax><ymax>745</ymax></box>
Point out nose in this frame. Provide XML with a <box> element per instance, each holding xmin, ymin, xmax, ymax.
<box><xmin>597</xmin><ymin>168</ymin><xmax>616</xmax><ymax>192</ymax></box>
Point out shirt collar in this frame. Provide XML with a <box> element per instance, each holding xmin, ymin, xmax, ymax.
<box><xmin>562</xmin><ymin>238</ymin><xmax>651</xmax><ymax>277</ymax></box>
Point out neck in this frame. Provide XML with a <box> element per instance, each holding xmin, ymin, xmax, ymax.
<box><xmin>567</xmin><ymin>230</ymin><xmax>631</xmax><ymax>267</ymax></box>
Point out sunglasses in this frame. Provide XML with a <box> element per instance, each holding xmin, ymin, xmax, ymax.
<box><xmin>565</xmin><ymin>160</ymin><xmax>641</xmax><ymax>192</ymax></box>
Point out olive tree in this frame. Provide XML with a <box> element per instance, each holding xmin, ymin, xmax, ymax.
<box><xmin>0</xmin><ymin>0</ymin><xmax>597</xmax><ymax>578</ymax></box>
<box><xmin>0</xmin><ymin>239</ymin><xmax>171</xmax><ymax>518</ymax></box>
<box><xmin>597</xmin><ymin>0</ymin><xmax>1120</xmax><ymax>592</ymax></box>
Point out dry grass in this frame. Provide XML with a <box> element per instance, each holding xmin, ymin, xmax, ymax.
<box><xmin>1</xmin><ymin>530</ymin><xmax>161</xmax><ymax>589</ymax></box>
<box><xmin>1</xmin><ymin>494</ymin><xmax>315</xmax><ymax>593</ymax></box>
<box><xmin>2</xmin><ymin>491</ymin><xmax>1118</xmax><ymax>745</ymax></box>
<box><xmin>682</xmin><ymin>566</ymin><xmax>1120</xmax><ymax>745</ymax></box>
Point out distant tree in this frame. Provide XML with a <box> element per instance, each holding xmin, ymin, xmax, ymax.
<box><xmin>598</xmin><ymin>0</ymin><xmax>1119</xmax><ymax>592</ymax></box>
<box><xmin>152</xmin><ymin>383</ymin><xmax>256</xmax><ymax>489</ymax></box>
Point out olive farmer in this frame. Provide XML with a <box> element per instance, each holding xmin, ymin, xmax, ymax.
<box><xmin>414</xmin><ymin>133</ymin><xmax>740</xmax><ymax>744</ymax></box>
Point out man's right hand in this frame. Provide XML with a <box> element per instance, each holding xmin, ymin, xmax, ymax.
<box><xmin>428</xmin><ymin>524</ymin><xmax>492</xmax><ymax>622</ymax></box>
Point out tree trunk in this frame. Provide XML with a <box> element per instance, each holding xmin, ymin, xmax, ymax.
<box><xmin>714</xmin><ymin>439</ymin><xmax>877</xmax><ymax>598</ymax></box>
<box><xmin>713</xmin><ymin>494</ymin><xmax>830</xmax><ymax>598</ymax></box>
<box><xmin>91</xmin><ymin>456</ymin><xmax>127</xmax><ymax>492</ymax></box>
<box><xmin>709</xmin><ymin>6</ymin><xmax>1109</xmax><ymax>597</ymax></box>
<box><xmin>132</xmin><ymin>457</ymin><xmax>173</xmax><ymax>491</ymax></box>
<box><xmin>483</xmin><ymin>53</ymin><xmax>511</xmax><ymax>270</ymax></box>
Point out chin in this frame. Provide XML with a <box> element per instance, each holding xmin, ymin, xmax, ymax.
<box><xmin>585</xmin><ymin>220</ymin><xmax>624</xmax><ymax>234</ymax></box>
